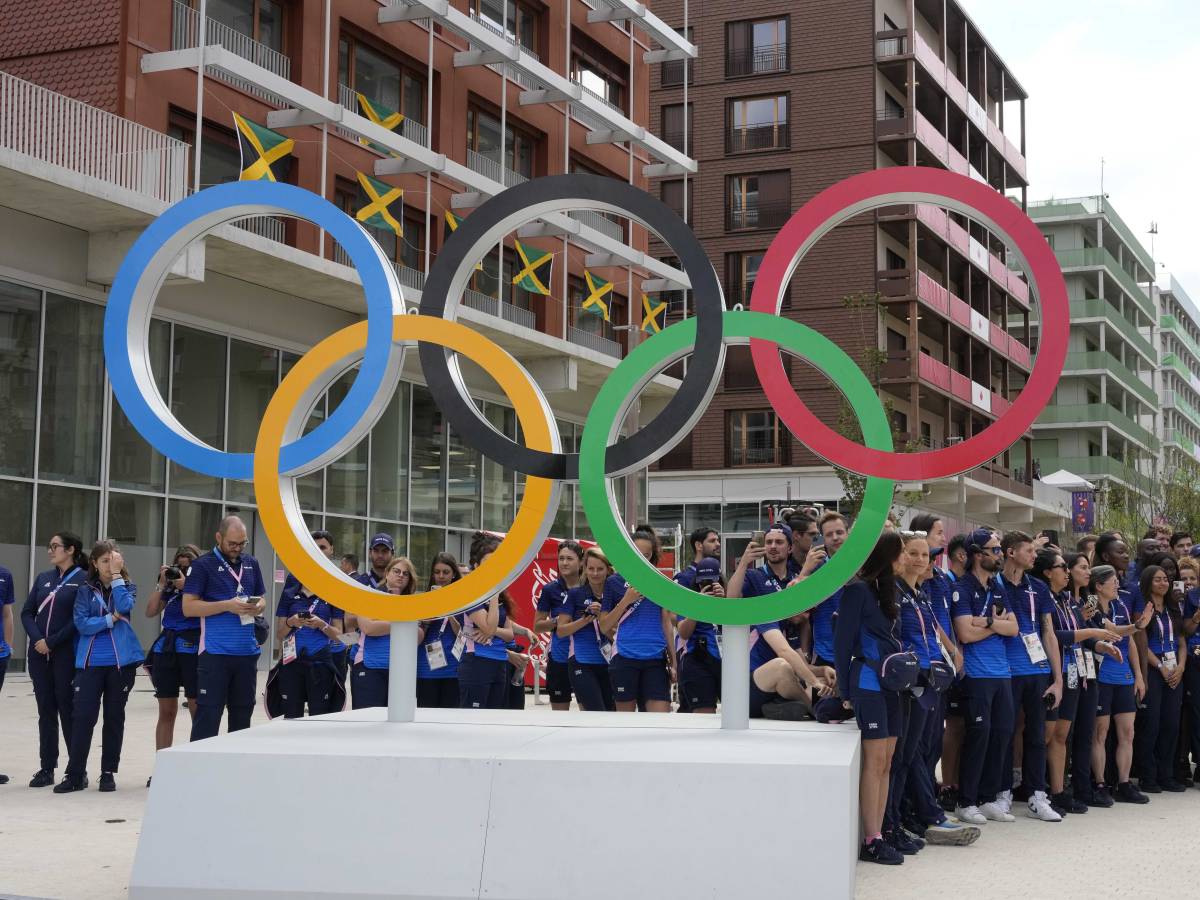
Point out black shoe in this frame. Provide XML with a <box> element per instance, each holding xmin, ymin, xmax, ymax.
<box><xmin>29</xmin><ymin>768</ymin><xmax>54</xmax><ymax>788</ymax></box>
<box><xmin>1161</xmin><ymin>778</ymin><xmax>1187</xmax><ymax>793</ymax></box>
<box><xmin>1013</xmin><ymin>783</ymin><xmax>1033</xmax><ymax>803</ymax></box>
<box><xmin>860</xmin><ymin>837</ymin><xmax>904</xmax><ymax>865</ymax></box>
<box><xmin>938</xmin><ymin>785</ymin><xmax>959</xmax><ymax>813</ymax></box>
<box><xmin>98</xmin><ymin>772</ymin><xmax>116</xmax><ymax>792</ymax></box>
<box><xmin>1091</xmin><ymin>785</ymin><xmax>1115</xmax><ymax>808</ymax></box>
<box><xmin>902</xmin><ymin>828</ymin><xmax>926</xmax><ymax>851</ymax></box>
<box><xmin>901</xmin><ymin>815</ymin><xmax>926</xmax><ymax>837</ymax></box>
<box><xmin>760</xmin><ymin>699</ymin><xmax>814</xmax><ymax>721</ymax></box>
<box><xmin>52</xmin><ymin>774</ymin><xmax>88</xmax><ymax>794</ymax></box>
<box><xmin>1048</xmin><ymin>793</ymin><xmax>1070</xmax><ymax>817</ymax></box>
<box><xmin>1139</xmin><ymin>780</ymin><xmax>1162</xmax><ymax>794</ymax></box>
<box><xmin>0</xmin><ymin>773</ymin><xmax>8</xmax><ymax>784</ymax></box>
<box><xmin>1064</xmin><ymin>793</ymin><xmax>1089</xmax><ymax>814</ymax></box>
<box><xmin>1115</xmin><ymin>781</ymin><xmax>1149</xmax><ymax>804</ymax></box>
<box><xmin>146</xmin><ymin>776</ymin><xmax>152</xmax><ymax>788</ymax></box>
<box><xmin>885</xmin><ymin>827</ymin><xmax>919</xmax><ymax>856</ymax></box>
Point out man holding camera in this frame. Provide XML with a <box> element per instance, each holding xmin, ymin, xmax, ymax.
<box><xmin>993</xmin><ymin>531</ymin><xmax>1063</xmax><ymax>823</ymax></box>
<box><xmin>184</xmin><ymin>516</ymin><xmax>267</xmax><ymax>741</ymax></box>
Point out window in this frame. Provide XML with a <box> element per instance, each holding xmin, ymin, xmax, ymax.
<box><xmin>167</xmin><ymin>110</ymin><xmax>242</xmax><ymax>189</ymax></box>
<box><xmin>0</xmin><ymin>280</ymin><xmax>40</xmax><ymax>478</ymax></box>
<box><xmin>662</xmin><ymin>103</ymin><xmax>693</xmax><ymax>152</ymax></box>
<box><xmin>204</xmin><ymin>0</ymin><xmax>285</xmax><ymax>52</ymax></box>
<box><xmin>885</xmin><ymin>248</ymin><xmax>906</xmax><ymax>271</ymax></box>
<box><xmin>882</xmin><ymin>92</ymin><xmax>905</xmax><ymax>120</ymax></box>
<box><xmin>467</xmin><ymin>104</ymin><xmax>538</xmax><ymax>179</ymax></box>
<box><xmin>570</xmin><ymin>157</ymin><xmax>626</xmax><ymax>238</ymax></box>
<box><xmin>726</xmin><ymin>171</ymin><xmax>789</xmax><ymax>231</ymax></box>
<box><xmin>469</xmin><ymin>245</ymin><xmax>537</xmax><ymax>313</ymax></box>
<box><xmin>726</xmin><ymin>251</ymin><xmax>765</xmax><ymax>307</ymax></box>
<box><xmin>338</xmin><ymin>35</ymin><xmax>426</xmax><ymax>125</ymax></box>
<box><xmin>569</xmin><ymin>275</ymin><xmax>625</xmax><ymax>345</ymax></box>
<box><xmin>571</xmin><ymin>32</ymin><xmax>628</xmax><ymax>113</ymax></box>
<box><xmin>727</xmin><ymin>94</ymin><xmax>788</xmax><ymax>153</ymax></box>
<box><xmin>472</xmin><ymin>0</ymin><xmax>539</xmax><ymax>53</ymax></box>
<box><xmin>661</xmin><ymin>180</ymin><xmax>694</xmax><ymax>223</ymax></box>
<box><xmin>728</xmin><ymin>410</ymin><xmax>787</xmax><ymax>466</ymax></box>
<box><xmin>726</xmin><ymin>17</ymin><xmax>788</xmax><ymax>77</ymax></box>
<box><xmin>661</xmin><ymin>25</ymin><xmax>695</xmax><ymax>86</ymax></box>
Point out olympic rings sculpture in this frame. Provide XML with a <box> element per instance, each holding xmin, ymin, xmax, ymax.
<box><xmin>103</xmin><ymin>168</ymin><xmax>1068</xmax><ymax>624</ymax></box>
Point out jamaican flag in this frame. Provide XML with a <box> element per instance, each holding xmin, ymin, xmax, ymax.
<box><xmin>581</xmin><ymin>270</ymin><xmax>613</xmax><ymax>321</ymax></box>
<box><xmin>512</xmin><ymin>240</ymin><xmax>554</xmax><ymax>296</ymax></box>
<box><xmin>355</xmin><ymin>172</ymin><xmax>403</xmax><ymax>236</ymax></box>
<box><xmin>233</xmin><ymin>112</ymin><xmax>293</xmax><ymax>182</ymax></box>
<box><xmin>444</xmin><ymin>211</ymin><xmax>483</xmax><ymax>270</ymax></box>
<box><xmin>357</xmin><ymin>93</ymin><xmax>404</xmax><ymax>157</ymax></box>
<box><xmin>640</xmin><ymin>293</ymin><xmax>666</xmax><ymax>333</ymax></box>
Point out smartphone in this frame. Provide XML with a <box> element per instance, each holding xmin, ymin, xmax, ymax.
<box><xmin>813</xmin><ymin>532</ymin><xmax>825</xmax><ymax>549</ymax></box>
<box><xmin>298</xmin><ymin>610</ymin><xmax>312</xmax><ymax>619</ymax></box>
<box><xmin>750</xmin><ymin>530</ymin><xmax>766</xmax><ymax>547</ymax></box>
<box><xmin>1175</xmin><ymin>581</ymin><xmax>1186</xmax><ymax>595</ymax></box>
<box><xmin>695</xmin><ymin>577</ymin><xmax>717</xmax><ymax>593</ymax></box>
<box><xmin>1041</xmin><ymin>529</ymin><xmax>1060</xmax><ymax>547</ymax></box>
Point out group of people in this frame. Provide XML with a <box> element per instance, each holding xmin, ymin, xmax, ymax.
<box><xmin>8</xmin><ymin>509</ymin><xmax>1200</xmax><ymax>871</ymax></box>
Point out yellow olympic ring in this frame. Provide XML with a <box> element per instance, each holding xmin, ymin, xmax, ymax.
<box><xmin>253</xmin><ymin>314</ymin><xmax>560</xmax><ymax>621</ymax></box>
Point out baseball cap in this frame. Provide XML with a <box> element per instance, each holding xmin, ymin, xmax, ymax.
<box><xmin>696</xmin><ymin>557</ymin><xmax>721</xmax><ymax>580</ymax></box>
<box><xmin>370</xmin><ymin>532</ymin><xmax>395</xmax><ymax>551</ymax></box>
<box><xmin>967</xmin><ymin>528</ymin><xmax>995</xmax><ymax>555</ymax></box>
<box><xmin>765</xmin><ymin>522</ymin><xmax>793</xmax><ymax>543</ymax></box>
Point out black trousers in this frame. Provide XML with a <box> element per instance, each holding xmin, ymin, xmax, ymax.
<box><xmin>1003</xmin><ymin>673</ymin><xmax>1051</xmax><ymax>793</ymax></box>
<box><xmin>1135</xmin><ymin>667</ymin><xmax>1185</xmax><ymax>785</ymax></box>
<box><xmin>191</xmin><ymin>653</ymin><xmax>257</xmax><ymax>741</ymax></box>
<box><xmin>66</xmin><ymin>664</ymin><xmax>137</xmax><ymax>778</ymax></box>
<box><xmin>416</xmin><ymin>677</ymin><xmax>459</xmax><ymax>709</ymax></box>
<box><xmin>28</xmin><ymin>648</ymin><xmax>75</xmax><ymax>771</ymax></box>
<box><xmin>569</xmin><ymin>659</ymin><xmax>615</xmax><ymax>711</ymax></box>
<box><xmin>959</xmin><ymin>677</ymin><xmax>1014</xmax><ymax>807</ymax></box>
<box><xmin>278</xmin><ymin>655</ymin><xmax>336</xmax><ymax>718</ymax></box>
<box><xmin>1071</xmin><ymin>679</ymin><xmax>1100</xmax><ymax>798</ymax></box>
<box><xmin>885</xmin><ymin>692</ymin><xmax>918</xmax><ymax>829</ymax></box>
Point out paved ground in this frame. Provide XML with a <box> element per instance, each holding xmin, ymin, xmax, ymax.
<box><xmin>4</xmin><ymin>671</ymin><xmax>1200</xmax><ymax>899</ymax></box>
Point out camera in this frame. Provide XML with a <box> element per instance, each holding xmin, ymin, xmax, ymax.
<box><xmin>695</xmin><ymin>577</ymin><xmax>718</xmax><ymax>592</ymax></box>
<box><xmin>164</xmin><ymin>566</ymin><xmax>182</xmax><ymax>582</ymax></box>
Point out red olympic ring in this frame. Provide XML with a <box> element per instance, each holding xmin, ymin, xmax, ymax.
<box><xmin>749</xmin><ymin>167</ymin><xmax>1068</xmax><ymax>481</ymax></box>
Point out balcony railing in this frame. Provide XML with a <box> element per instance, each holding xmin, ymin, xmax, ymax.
<box><xmin>461</xmin><ymin>289</ymin><xmax>537</xmax><ymax>331</ymax></box>
<box><xmin>332</xmin><ymin>244</ymin><xmax>427</xmax><ymax>293</ymax></box>
<box><xmin>726</xmin><ymin>43</ymin><xmax>788</xmax><ymax>77</ymax></box>
<box><xmin>232</xmin><ymin>215</ymin><xmax>286</xmax><ymax>244</ymax></box>
<box><xmin>466</xmin><ymin>148</ymin><xmax>529</xmax><ymax>188</ymax></box>
<box><xmin>171</xmin><ymin>0</ymin><xmax>290</xmax><ymax>102</ymax></box>
<box><xmin>1062</xmin><ymin>351</ymin><xmax>1156</xmax><ymax>407</ymax></box>
<box><xmin>661</xmin><ymin>58</ymin><xmax>695</xmax><ymax>87</ymax></box>
<box><xmin>875</xmin><ymin>32</ymin><xmax>908</xmax><ymax>59</ymax></box>
<box><xmin>1054</xmin><ymin>247</ymin><xmax>1153</xmax><ymax>317</ymax></box>
<box><xmin>726</xmin><ymin>201</ymin><xmax>790</xmax><ymax>232</ymax></box>
<box><xmin>337</xmin><ymin>84</ymin><xmax>428</xmax><ymax>150</ymax></box>
<box><xmin>567</xmin><ymin>325</ymin><xmax>621</xmax><ymax>358</ymax></box>
<box><xmin>467</xmin><ymin>9</ymin><xmax>540</xmax><ymax>91</ymax></box>
<box><xmin>0</xmin><ymin>70</ymin><xmax>187</xmax><ymax>205</ymax></box>
<box><xmin>726</xmin><ymin>123</ymin><xmax>789</xmax><ymax>154</ymax></box>
<box><xmin>567</xmin><ymin>209</ymin><xmax>624</xmax><ymax>243</ymax></box>
<box><xmin>1036</xmin><ymin>404</ymin><xmax>1159</xmax><ymax>450</ymax></box>
<box><xmin>1035</xmin><ymin>455</ymin><xmax>1152</xmax><ymax>491</ymax></box>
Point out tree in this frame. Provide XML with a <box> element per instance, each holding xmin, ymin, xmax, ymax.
<box><xmin>1097</xmin><ymin>450</ymin><xmax>1200</xmax><ymax>537</ymax></box>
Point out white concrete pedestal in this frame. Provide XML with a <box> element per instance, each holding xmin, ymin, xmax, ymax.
<box><xmin>130</xmin><ymin>709</ymin><xmax>861</xmax><ymax>900</ymax></box>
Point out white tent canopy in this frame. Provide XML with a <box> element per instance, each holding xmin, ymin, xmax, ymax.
<box><xmin>1040</xmin><ymin>468</ymin><xmax>1095</xmax><ymax>491</ymax></box>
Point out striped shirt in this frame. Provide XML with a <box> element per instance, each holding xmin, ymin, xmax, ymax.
<box><xmin>185</xmin><ymin>549</ymin><xmax>266</xmax><ymax>656</ymax></box>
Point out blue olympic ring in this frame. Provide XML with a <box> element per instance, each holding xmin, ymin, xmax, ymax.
<box><xmin>104</xmin><ymin>181</ymin><xmax>404</xmax><ymax>479</ymax></box>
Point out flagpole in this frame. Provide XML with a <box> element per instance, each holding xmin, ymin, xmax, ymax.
<box><xmin>496</xmin><ymin>0</ymin><xmax>508</xmax><ymax>320</ymax></box>
<box><xmin>318</xmin><ymin>0</ymin><xmax>330</xmax><ymax>259</ymax></box>
<box><xmin>193</xmin><ymin>0</ymin><xmax>207</xmax><ymax>195</ymax></box>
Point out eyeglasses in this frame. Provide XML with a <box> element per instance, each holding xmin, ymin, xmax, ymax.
<box><xmin>987</xmin><ymin>546</ymin><xmax>1003</xmax><ymax>555</ymax></box>
<box><xmin>1048</xmin><ymin>563</ymin><xmax>1069</xmax><ymax>571</ymax></box>
<box><xmin>224</xmin><ymin>540</ymin><xmax>248</xmax><ymax>550</ymax></box>
<box><xmin>47</xmin><ymin>542</ymin><xmax>64</xmax><ymax>551</ymax></box>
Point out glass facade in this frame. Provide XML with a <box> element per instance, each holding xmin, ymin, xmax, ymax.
<box><xmin>0</xmin><ymin>277</ymin><xmax>621</xmax><ymax>668</ymax></box>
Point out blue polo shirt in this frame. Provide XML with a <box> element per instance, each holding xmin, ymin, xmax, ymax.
<box><xmin>674</xmin><ymin>564</ymin><xmax>721</xmax><ymax>660</ymax></box>
<box><xmin>537</xmin><ymin>578</ymin><xmax>573</xmax><ymax>664</ymax></box>
<box><xmin>0</xmin><ymin>564</ymin><xmax>13</xmax><ymax>659</ymax></box>
<box><xmin>749</xmin><ymin>620</ymin><xmax>804</xmax><ymax>672</ymax></box>
<box><xmin>275</xmin><ymin>575</ymin><xmax>343</xmax><ymax>657</ymax></box>
<box><xmin>463</xmin><ymin>598</ymin><xmax>510</xmax><ymax>661</ymax></box>
<box><xmin>1049</xmin><ymin>591</ymin><xmax>1083</xmax><ymax>676</ymax></box>
<box><xmin>897</xmin><ymin>580</ymin><xmax>938</xmax><ymax>669</ymax></box>
<box><xmin>606</xmin><ymin>588</ymin><xmax>666</xmax><ymax>660</ymax></box>
<box><xmin>417</xmin><ymin>616</ymin><xmax>461</xmax><ymax>679</ymax></box>
<box><xmin>186</xmin><ymin>549</ymin><xmax>266</xmax><ymax>656</ymax></box>
<box><xmin>1186</xmin><ymin>589</ymin><xmax>1200</xmax><ymax>653</ymax></box>
<box><xmin>924</xmin><ymin>568</ymin><xmax>956</xmax><ymax>640</ymax></box>
<box><xmin>1093</xmin><ymin>593</ymin><xmax>1135</xmax><ymax>685</ymax></box>
<box><xmin>1146</xmin><ymin>605</ymin><xmax>1178</xmax><ymax>657</ymax></box>
<box><xmin>152</xmin><ymin>586</ymin><xmax>202</xmax><ymax>655</ymax></box>
<box><xmin>565</xmin><ymin>579</ymin><xmax>625</xmax><ymax>665</ymax></box>
<box><xmin>995</xmin><ymin>572</ymin><xmax>1054</xmax><ymax>676</ymax></box>
<box><xmin>951</xmin><ymin>572</ymin><xmax>1010</xmax><ymax>678</ymax></box>
<box><xmin>807</xmin><ymin>558</ymin><xmax>842</xmax><ymax>664</ymax></box>
<box><xmin>744</xmin><ymin>559</ymin><xmax>801</xmax><ymax>671</ymax></box>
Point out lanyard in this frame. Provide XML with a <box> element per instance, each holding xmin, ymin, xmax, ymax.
<box><xmin>1157</xmin><ymin>607</ymin><xmax>1174</xmax><ymax>649</ymax></box>
<box><xmin>38</xmin><ymin>566</ymin><xmax>81</xmax><ymax>615</ymax></box>
<box><xmin>1055</xmin><ymin>593</ymin><xmax>1078</xmax><ymax>633</ymax></box>
<box><xmin>213</xmin><ymin>547</ymin><xmax>246</xmax><ymax>595</ymax></box>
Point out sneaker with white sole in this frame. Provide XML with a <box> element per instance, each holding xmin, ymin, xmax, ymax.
<box><xmin>1027</xmin><ymin>791</ymin><xmax>1063</xmax><ymax>822</ymax></box>
<box><xmin>979</xmin><ymin>801</ymin><xmax>1015</xmax><ymax>822</ymax></box>
<box><xmin>924</xmin><ymin>818</ymin><xmax>982</xmax><ymax>846</ymax></box>
<box><xmin>996</xmin><ymin>789</ymin><xmax>1013</xmax><ymax>814</ymax></box>
<box><xmin>954</xmin><ymin>805</ymin><xmax>988</xmax><ymax>826</ymax></box>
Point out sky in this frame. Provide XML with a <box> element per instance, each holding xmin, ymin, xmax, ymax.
<box><xmin>965</xmin><ymin>0</ymin><xmax>1200</xmax><ymax>292</ymax></box>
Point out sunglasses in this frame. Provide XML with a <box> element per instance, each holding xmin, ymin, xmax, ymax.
<box><xmin>1048</xmin><ymin>563</ymin><xmax>1068</xmax><ymax>571</ymax></box>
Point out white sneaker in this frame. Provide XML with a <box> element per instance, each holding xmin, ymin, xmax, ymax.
<box><xmin>954</xmin><ymin>805</ymin><xmax>987</xmax><ymax>826</ymax></box>
<box><xmin>979</xmin><ymin>801</ymin><xmax>1015</xmax><ymax>822</ymax></box>
<box><xmin>996</xmin><ymin>789</ymin><xmax>1013</xmax><ymax>814</ymax></box>
<box><xmin>1027</xmin><ymin>791</ymin><xmax>1063</xmax><ymax>822</ymax></box>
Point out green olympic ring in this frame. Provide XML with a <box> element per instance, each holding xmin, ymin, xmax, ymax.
<box><xmin>578</xmin><ymin>309</ymin><xmax>895</xmax><ymax>625</ymax></box>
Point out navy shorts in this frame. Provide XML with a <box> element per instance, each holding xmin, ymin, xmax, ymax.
<box><xmin>1046</xmin><ymin>683</ymin><xmax>1080</xmax><ymax>723</ymax></box>
<box><xmin>609</xmin><ymin>655</ymin><xmax>671</xmax><ymax>707</ymax></box>
<box><xmin>851</xmin><ymin>689</ymin><xmax>902</xmax><ymax>739</ymax></box>
<box><xmin>151</xmin><ymin>650</ymin><xmax>198</xmax><ymax>700</ymax></box>
<box><xmin>678</xmin><ymin>648</ymin><xmax>721</xmax><ymax>710</ymax></box>
<box><xmin>545</xmin><ymin>658</ymin><xmax>572</xmax><ymax>705</ymax></box>
<box><xmin>1097</xmin><ymin>681</ymin><xmax>1137</xmax><ymax>717</ymax></box>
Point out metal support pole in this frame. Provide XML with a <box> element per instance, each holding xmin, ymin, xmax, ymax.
<box><xmin>193</xmin><ymin>0</ymin><xmax>208</xmax><ymax>194</ymax></box>
<box><xmin>387</xmin><ymin>621</ymin><xmax>418</xmax><ymax>722</ymax></box>
<box><xmin>721</xmin><ymin>625</ymin><xmax>749</xmax><ymax>729</ymax></box>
